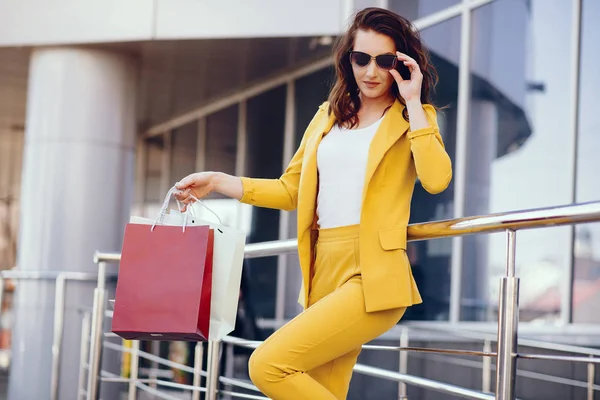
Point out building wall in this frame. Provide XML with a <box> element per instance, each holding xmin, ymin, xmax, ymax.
<box><xmin>0</xmin><ymin>0</ymin><xmax>352</xmax><ymax>46</ymax></box>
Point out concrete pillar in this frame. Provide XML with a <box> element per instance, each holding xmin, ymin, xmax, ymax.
<box><xmin>8</xmin><ymin>47</ymin><xmax>137</xmax><ymax>400</ymax></box>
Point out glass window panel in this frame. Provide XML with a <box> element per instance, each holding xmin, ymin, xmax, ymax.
<box><xmin>403</xmin><ymin>16</ymin><xmax>460</xmax><ymax>322</ymax></box>
<box><xmin>144</xmin><ymin>135</ymin><xmax>165</xmax><ymax>203</ymax></box>
<box><xmin>244</xmin><ymin>86</ymin><xmax>286</xmax><ymax>322</ymax></box>
<box><xmin>390</xmin><ymin>0</ymin><xmax>461</xmax><ymax>22</ymax></box>
<box><xmin>206</xmin><ymin>105</ymin><xmax>238</xmax><ymax>178</ymax></box>
<box><xmin>573</xmin><ymin>0</ymin><xmax>600</xmax><ymax>324</ymax></box>
<box><xmin>463</xmin><ymin>0</ymin><xmax>574</xmax><ymax>322</ymax></box>
<box><xmin>170</xmin><ymin>121</ymin><xmax>198</xmax><ymax>183</ymax></box>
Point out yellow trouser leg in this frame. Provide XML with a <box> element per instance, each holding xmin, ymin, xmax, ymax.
<box><xmin>248</xmin><ymin>276</ymin><xmax>405</xmax><ymax>400</ymax></box>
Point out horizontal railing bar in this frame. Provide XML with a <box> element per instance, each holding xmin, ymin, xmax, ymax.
<box><xmin>218</xmin><ymin>390</ymin><xmax>269</xmax><ymax>400</ymax></box>
<box><xmin>100</xmin><ymin>377</ymin><xmax>131</xmax><ymax>383</ymax></box>
<box><xmin>353</xmin><ymin>363</ymin><xmax>494</xmax><ymax>400</ymax></box>
<box><xmin>407</xmin><ymin>325</ymin><xmax>600</xmax><ymax>357</ymax></box>
<box><xmin>101</xmin><ymin>375</ymin><xmax>210</xmax><ymax>393</ymax></box>
<box><xmin>218</xmin><ymin>375</ymin><xmax>262</xmax><ymax>392</ymax></box>
<box><xmin>223</xmin><ymin>336</ymin><xmax>496</xmax><ymax>357</ymax></box>
<box><xmin>148</xmin><ymin>379</ymin><xmax>206</xmax><ymax>393</ymax></box>
<box><xmin>443</xmin><ymin>201</ymin><xmax>600</xmax><ymax>234</ymax></box>
<box><xmin>0</xmin><ymin>270</ymin><xmax>117</xmax><ymax>280</ymax></box>
<box><xmin>94</xmin><ymin>201</ymin><xmax>600</xmax><ymax>263</ymax></box>
<box><xmin>103</xmin><ymin>341</ymin><xmax>202</xmax><ymax>376</ymax></box>
<box><xmin>135</xmin><ymin>382</ymin><xmax>183</xmax><ymax>400</ymax></box>
<box><xmin>244</xmin><ymin>239</ymin><xmax>297</xmax><ymax>259</ymax></box>
<box><xmin>100</xmin><ymin>369</ymin><xmax>122</xmax><ymax>379</ymax></box>
<box><xmin>411</xmin><ymin>350</ymin><xmax>600</xmax><ymax>391</ymax></box>
<box><xmin>93</xmin><ymin>252</ymin><xmax>122</xmax><ymax>263</ymax></box>
<box><xmin>515</xmin><ymin>368</ymin><xmax>600</xmax><ymax>391</ymax></box>
<box><xmin>410</xmin><ymin>351</ymin><xmax>489</xmax><ymax>372</ymax></box>
<box><xmin>517</xmin><ymin>353</ymin><xmax>600</xmax><ymax>364</ymax></box>
<box><xmin>221</xmin><ymin>336</ymin><xmax>260</xmax><ymax>348</ymax></box>
<box><xmin>364</xmin><ymin>345</ymin><xmax>497</xmax><ymax>357</ymax></box>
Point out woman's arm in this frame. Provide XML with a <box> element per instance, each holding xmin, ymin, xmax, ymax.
<box><xmin>176</xmin><ymin>105</ymin><xmax>323</xmax><ymax>211</ymax></box>
<box><xmin>405</xmin><ymin>101</ymin><xmax>452</xmax><ymax>194</ymax></box>
<box><xmin>237</xmin><ymin>128</ymin><xmax>310</xmax><ymax>211</ymax></box>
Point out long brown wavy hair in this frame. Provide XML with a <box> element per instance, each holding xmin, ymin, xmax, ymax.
<box><xmin>328</xmin><ymin>7</ymin><xmax>438</xmax><ymax>127</ymax></box>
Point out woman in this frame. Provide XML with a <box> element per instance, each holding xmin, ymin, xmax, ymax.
<box><xmin>175</xmin><ymin>7</ymin><xmax>452</xmax><ymax>399</ymax></box>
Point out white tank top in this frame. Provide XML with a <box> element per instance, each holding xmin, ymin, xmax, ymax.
<box><xmin>316</xmin><ymin>116</ymin><xmax>384</xmax><ymax>229</ymax></box>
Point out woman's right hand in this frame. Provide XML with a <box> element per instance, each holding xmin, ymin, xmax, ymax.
<box><xmin>174</xmin><ymin>171</ymin><xmax>244</xmax><ymax>211</ymax></box>
<box><xmin>174</xmin><ymin>172</ymin><xmax>215</xmax><ymax>211</ymax></box>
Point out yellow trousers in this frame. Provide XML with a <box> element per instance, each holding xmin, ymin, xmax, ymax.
<box><xmin>249</xmin><ymin>225</ymin><xmax>406</xmax><ymax>399</ymax></box>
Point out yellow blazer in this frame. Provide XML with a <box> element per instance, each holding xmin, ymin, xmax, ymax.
<box><xmin>240</xmin><ymin>100</ymin><xmax>452</xmax><ymax>312</ymax></box>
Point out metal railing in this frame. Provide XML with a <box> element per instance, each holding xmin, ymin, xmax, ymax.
<box><xmin>43</xmin><ymin>200</ymin><xmax>600</xmax><ymax>399</ymax></box>
<box><xmin>0</xmin><ymin>269</ymin><xmax>119</xmax><ymax>400</ymax></box>
<box><xmin>399</xmin><ymin>323</ymin><xmax>600</xmax><ymax>398</ymax></box>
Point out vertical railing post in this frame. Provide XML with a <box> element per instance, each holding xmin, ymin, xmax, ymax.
<box><xmin>128</xmin><ymin>340</ymin><xmax>140</xmax><ymax>400</ymax></box>
<box><xmin>223</xmin><ymin>342</ymin><xmax>235</xmax><ymax>400</ymax></box>
<box><xmin>150</xmin><ymin>341</ymin><xmax>160</xmax><ymax>390</ymax></box>
<box><xmin>86</xmin><ymin>261</ymin><xmax>107</xmax><ymax>400</ymax></box>
<box><xmin>51</xmin><ymin>274</ymin><xmax>67</xmax><ymax>400</ymax></box>
<box><xmin>206</xmin><ymin>340</ymin><xmax>222</xmax><ymax>400</ymax></box>
<box><xmin>587</xmin><ymin>356</ymin><xmax>595</xmax><ymax>400</ymax></box>
<box><xmin>77</xmin><ymin>312</ymin><xmax>92</xmax><ymax>399</ymax></box>
<box><xmin>192</xmin><ymin>342</ymin><xmax>204</xmax><ymax>400</ymax></box>
<box><xmin>482</xmin><ymin>339</ymin><xmax>492</xmax><ymax>393</ymax></box>
<box><xmin>495</xmin><ymin>229</ymin><xmax>519</xmax><ymax>400</ymax></box>
<box><xmin>398</xmin><ymin>326</ymin><xmax>409</xmax><ymax>399</ymax></box>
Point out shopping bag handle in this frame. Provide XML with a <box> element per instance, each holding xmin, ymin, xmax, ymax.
<box><xmin>151</xmin><ymin>185</ymin><xmax>223</xmax><ymax>232</ymax></box>
<box><xmin>175</xmin><ymin>194</ymin><xmax>223</xmax><ymax>226</ymax></box>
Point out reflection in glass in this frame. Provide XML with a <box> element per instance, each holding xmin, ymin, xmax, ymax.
<box><xmin>170</xmin><ymin>121</ymin><xmax>197</xmax><ymax>184</ymax></box>
<box><xmin>573</xmin><ymin>0</ymin><xmax>600</xmax><ymax>324</ymax></box>
<box><xmin>144</xmin><ymin>135</ymin><xmax>165</xmax><ymax>203</ymax></box>
<box><xmin>463</xmin><ymin>0</ymin><xmax>573</xmax><ymax>322</ymax></box>
<box><xmin>404</xmin><ymin>16</ymin><xmax>460</xmax><ymax>321</ymax></box>
<box><xmin>244</xmin><ymin>86</ymin><xmax>286</xmax><ymax>321</ymax></box>
<box><xmin>390</xmin><ymin>0</ymin><xmax>461</xmax><ymax>21</ymax></box>
<box><xmin>206</xmin><ymin>105</ymin><xmax>239</xmax><ymax>179</ymax></box>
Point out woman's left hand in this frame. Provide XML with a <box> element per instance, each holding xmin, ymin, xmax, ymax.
<box><xmin>389</xmin><ymin>51</ymin><xmax>423</xmax><ymax>103</ymax></box>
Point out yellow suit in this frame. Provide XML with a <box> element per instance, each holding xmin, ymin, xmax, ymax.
<box><xmin>240</xmin><ymin>99</ymin><xmax>452</xmax><ymax>312</ymax></box>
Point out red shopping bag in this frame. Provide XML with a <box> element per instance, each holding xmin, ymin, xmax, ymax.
<box><xmin>111</xmin><ymin>223</ymin><xmax>214</xmax><ymax>341</ymax></box>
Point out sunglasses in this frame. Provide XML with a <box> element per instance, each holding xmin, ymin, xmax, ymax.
<box><xmin>349</xmin><ymin>51</ymin><xmax>398</xmax><ymax>70</ymax></box>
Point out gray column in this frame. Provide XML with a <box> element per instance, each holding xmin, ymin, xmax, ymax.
<box><xmin>9</xmin><ymin>47</ymin><xmax>137</xmax><ymax>400</ymax></box>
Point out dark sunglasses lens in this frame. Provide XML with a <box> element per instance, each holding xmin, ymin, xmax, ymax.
<box><xmin>350</xmin><ymin>52</ymin><xmax>370</xmax><ymax>67</ymax></box>
<box><xmin>376</xmin><ymin>55</ymin><xmax>397</xmax><ymax>70</ymax></box>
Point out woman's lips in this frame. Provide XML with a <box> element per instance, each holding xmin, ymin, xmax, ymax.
<box><xmin>363</xmin><ymin>81</ymin><xmax>380</xmax><ymax>89</ymax></box>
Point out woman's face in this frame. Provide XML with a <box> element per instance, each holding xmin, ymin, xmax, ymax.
<box><xmin>351</xmin><ymin>29</ymin><xmax>396</xmax><ymax>101</ymax></box>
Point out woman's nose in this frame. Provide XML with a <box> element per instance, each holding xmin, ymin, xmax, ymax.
<box><xmin>365</xmin><ymin>59</ymin><xmax>378</xmax><ymax>78</ymax></box>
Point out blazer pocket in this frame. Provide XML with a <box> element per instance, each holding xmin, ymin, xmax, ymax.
<box><xmin>378</xmin><ymin>227</ymin><xmax>408</xmax><ymax>250</ymax></box>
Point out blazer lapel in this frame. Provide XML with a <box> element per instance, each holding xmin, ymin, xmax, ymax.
<box><xmin>362</xmin><ymin>100</ymin><xmax>410</xmax><ymax>203</ymax></box>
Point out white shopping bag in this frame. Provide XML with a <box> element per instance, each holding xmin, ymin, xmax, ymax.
<box><xmin>168</xmin><ymin>209</ymin><xmax>246</xmax><ymax>341</ymax></box>
<box><xmin>129</xmin><ymin>188</ymin><xmax>247</xmax><ymax>341</ymax></box>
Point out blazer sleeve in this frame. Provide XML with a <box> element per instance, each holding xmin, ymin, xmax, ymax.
<box><xmin>407</xmin><ymin>104</ymin><xmax>453</xmax><ymax>194</ymax></box>
<box><xmin>238</xmin><ymin>106</ymin><xmax>324</xmax><ymax>211</ymax></box>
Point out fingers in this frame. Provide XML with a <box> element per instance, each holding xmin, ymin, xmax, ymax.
<box><xmin>174</xmin><ymin>188</ymin><xmax>192</xmax><ymax>203</ymax></box>
<box><xmin>389</xmin><ymin>68</ymin><xmax>403</xmax><ymax>83</ymax></box>
<box><xmin>396</xmin><ymin>52</ymin><xmax>422</xmax><ymax>76</ymax></box>
<box><xmin>175</xmin><ymin>175</ymin><xmax>194</xmax><ymax>190</ymax></box>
